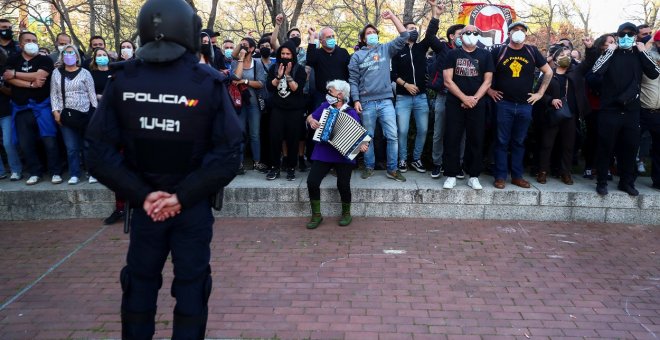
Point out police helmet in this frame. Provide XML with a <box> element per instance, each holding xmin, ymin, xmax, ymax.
<box><xmin>136</xmin><ymin>0</ymin><xmax>202</xmax><ymax>63</ymax></box>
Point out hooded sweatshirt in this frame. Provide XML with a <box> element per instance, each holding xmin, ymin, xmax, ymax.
<box><xmin>348</xmin><ymin>31</ymin><xmax>409</xmax><ymax>102</ymax></box>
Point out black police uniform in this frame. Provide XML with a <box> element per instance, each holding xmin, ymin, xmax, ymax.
<box><xmin>86</xmin><ymin>52</ymin><xmax>242</xmax><ymax>338</ymax></box>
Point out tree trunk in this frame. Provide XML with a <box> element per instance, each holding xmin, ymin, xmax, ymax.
<box><xmin>403</xmin><ymin>0</ymin><xmax>415</xmax><ymax>23</ymax></box>
<box><xmin>88</xmin><ymin>0</ymin><xmax>96</xmax><ymax>37</ymax></box>
<box><xmin>112</xmin><ymin>0</ymin><xmax>121</xmax><ymax>52</ymax></box>
<box><xmin>207</xmin><ymin>0</ymin><xmax>220</xmax><ymax>29</ymax></box>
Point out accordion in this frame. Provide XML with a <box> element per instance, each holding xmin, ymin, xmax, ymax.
<box><xmin>312</xmin><ymin>107</ymin><xmax>371</xmax><ymax>160</ymax></box>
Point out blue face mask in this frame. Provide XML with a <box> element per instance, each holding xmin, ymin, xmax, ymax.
<box><xmin>326</xmin><ymin>38</ymin><xmax>336</xmax><ymax>49</ymax></box>
<box><xmin>641</xmin><ymin>35</ymin><xmax>652</xmax><ymax>44</ymax></box>
<box><xmin>95</xmin><ymin>56</ymin><xmax>109</xmax><ymax>66</ymax></box>
<box><xmin>455</xmin><ymin>37</ymin><xmax>463</xmax><ymax>48</ymax></box>
<box><xmin>366</xmin><ymin>33</ymin><xmax>379</xmax><ymax>46</ymax></box>
<box><xmin>224</xmin><ymin>49</ymin><xmax>232</xmax><ymax>59</ymax></box>
<box><xmin>618</xmin><ymin>36</ymin><xmax>635</xmax><ymax>49</ymax></box>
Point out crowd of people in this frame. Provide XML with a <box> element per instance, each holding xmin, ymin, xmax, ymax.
<box><xmin>1</xmin><ymin>1</ymin><xmax>660</xmax><ymax>226</ymax></box>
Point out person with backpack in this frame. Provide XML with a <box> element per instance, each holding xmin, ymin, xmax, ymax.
<box><xmin>487</xmin><ymin>21</ymin><xmax>553</xmax><ymax>189</ymax></box>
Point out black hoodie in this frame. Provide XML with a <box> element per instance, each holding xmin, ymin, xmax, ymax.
<box><xmin>266</xmin><ymin>41</ymin><xmax>307</xmax><ymax>110</ymax></box>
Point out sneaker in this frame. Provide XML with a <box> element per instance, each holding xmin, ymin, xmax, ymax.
<box><xmin>0</xmin><ymin>173</ymin><xmax>7</xmax><ymax>180</ymax></box>
<box><xmin>410</xmin><ymin>159</ymin><xmax>426</xmax><ymax>173</ymax></box>
<box><xmin>386</xmin><ymin>170</ymin><xmax>406</xmax><ymax>182</ymax></box>
<box><xmin>456</xmin><ymin>169</ymin><xmax>465</xmax><ymax>179</ymax></box>
<box><xmin>398</xmin><ymin>160</ymin><xmax>408</xmax><ymax>173</ymax></box>
<box><xmin>10</xmin><ymin>172</ymin><xmax>22</xmax><ymax>181</ymax></box>
<box><xmin>617</xmin><ymin>183</ymin><xmax>639</xmax><ymax>196</ymax></box>
<box><xmin>253</xmin><ymin>161</ymin><xmax>268</xmax><ymax>173</ymax></box>
<box><xmin>51</xmin><ymin>175</ymin><xmax>63</xmax><ymax>184</ymax></box>
<box><xmin>286</xmin><ymin>168</ymin><xmax>296</xmax><ymax>181</ymax></box>
<box><xmin>88</xmin><ymin>176</ymin><xmax>98</xmax><ymax>184</ymax></box>
<box><xmin>361</xmin><ymin>168</ymin><xmax>374</xmax><ymax>179</ymax></box>
<box><xmin>637</xmin><ymin>161</ymin><xmax>646</xmax><ymax>174</ymax></box>
<box><xmin>237</xmin><ymin>164</ymin><xmax>246</xmax><ymax>175</ymax></box>
<box><xmin>443</xmin><ymin>176</ymin><xmax>456</xmax><ymax>189</ymax></box>
<box><xmin>298</xmin><ymin>156</ymin><xmax>308</xmax><ymax>172</ymax></box>
<box><xmin>103</xmin><ymin>210</ymin><xmax>125</xmax><ymax>225</ymax></box>
<box><xmin>26</xmin><ymin>176</ymin><xmax>40</xmax><ymax>185</ymax></box>
<box><xmin>607</xmin><ymin>170</ymin><xmax>613</xmax><ymax>181</ymax></box>
<box><xmin>596</xmin><ymin>183</ymin><xmax>608</xmax><ymax>196</ymax></box>
<box><xmin>266</xmin><ymin>168</ymin><xmax>280</xmax><ymax>180</ymax></box>
<box><xmin>68</xmin><ymin>176</ymin><xmax>80</xmax><ymax>185</ymax></box>
<box><xmin>467</xmin><ymin>177</ymin><xmax>483</xmax><ymax>190</ymax></box>
<box><xmin>431</xmin><ymin>165</ymin><xmax>442</xmax><ymax>179</ymax></box>
<box><xmin>583</xmin><ymin>169</ymin><xmax>594</xmax><ymax>179</ymax></box>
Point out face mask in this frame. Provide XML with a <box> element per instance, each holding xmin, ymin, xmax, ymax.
<box><xmin>259</xmin><ymin>47</ymin><xmax>270</xmax><ymax>57</ymax></box>
<box><xmin>121</xmin><ymin>48</ymin><xmax>133</xmax><ymax>59</ymax></box>
<box><xmin>224</xmin><ymin>49</ymin><xmax>233</xmax><ymax>59</ymax></box>
<box><xmin>455</xmin><ymin>37</ymin><xmax>462</xmax><ymax>48</ymax></box>
<box><xmin>366</xmin><ymin>33</ymin><xmax>379</xmax><ymax>46</ymax></box>
<box><xmin>325</xmin><ymin>38</ymin><xmax>336</xmax><ymax>49</ymax></box>
<box><xmin>290</xmin><ymin>36</ymin><xmax>301</xmax><ymax>47</ymax></box>
<box><xmin>280</xmin><ymin>58</ymin><xmax>292</xmax><ymax>65</ymax></box>
<box><xmin>23</xmin><ymin>42</ymin><xmax>39</xmax><ymax>56</ymax></box>
<box><xmin>511</xmin><ymin>30</ymin><xmax>526</xmax><ymax>44</ymax></box>
<box><xmin>0</xmin><ymin>28</ymin><xmax>12</xmax><ymax>40</ymax></box>
<box><xmin>641</xmin><ymin>35</ymin><xmax>652</xmax><ymax>44</ymax></box>
<box><xmin>618</xmin><ymin>36</ymin><xmax>635</xmax><ymax>49</ymax></box>
<box><xmin>63</xmin><ymin>54</ymin><xmax>77</xmax><ymax>66</ymax></box>
<box><xmin>201</xmin><ymin>44</ymin><xmax>212</xmax><ymax>56</ymax></box>
<box><xmin>462</xmin><ymin>34</ymin><xmax>479</xmax><ymax>47</ymax></box>
<box><xmin>326</xmin><ymin>94</ymin><xmax>339</xmax><ymax>105</ymax></box>
<box><xmin>557</xmin><ymin>56</ymin><xmax>571</xmax><ymax>68</ymax></box>
<box><xmin>95</xmin><ymin>56</ymin><xmax>109</xmax><ymax>66</ymax></box>
<box><xmin>57</xmin><ymin>45</ymin><xmax>66</xmax><ymax>52</ymax></box>
<box><xmin>408</xmin><ymin>30</ymin><xmax>419</xmax><ymax>43</ymax></box>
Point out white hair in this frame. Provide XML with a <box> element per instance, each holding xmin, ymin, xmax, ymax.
<box><xmin>57</xmin><ymin>44</ymin><xmax>82</xmax><ymax>67</ymax></box>
<box><xmin>326</xmin><ymin>79</ymin><xmax>351</xmax><ymax>102</ymax></box>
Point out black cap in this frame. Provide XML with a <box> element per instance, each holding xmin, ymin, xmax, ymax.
<box><xmin>617</xmin><ymin>22</ymin><xmax>639</xmax><ymax>34</ymax></box>
<box><xmin>508</xmin><ymin>21</ymin><xmax>529</xmax><ymax>31</ymax></box>
<box><xmin>201</xmin><ymin>28</ymin><xmax>220</xmax><ymax>37</ymax></box>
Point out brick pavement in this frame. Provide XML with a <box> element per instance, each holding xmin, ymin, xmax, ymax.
<box><xmin>0</xmin><ymin>217</ymin><xmax>658</xmax><ymax>339</ymax></box>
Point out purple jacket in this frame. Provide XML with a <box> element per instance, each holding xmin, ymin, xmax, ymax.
<box><xmin>310</xmin><ymin>102</ymin><xmax>362</xmax><ymax>164</ymax></box>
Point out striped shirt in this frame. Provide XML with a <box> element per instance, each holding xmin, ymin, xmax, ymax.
<box><xmin>50</xmin><ymin>68</ymin><xmax>98</xmax><ymax>113</ymax></box>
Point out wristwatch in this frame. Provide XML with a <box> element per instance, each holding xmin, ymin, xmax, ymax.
<box><xmin>244</xmin><ymin>79</ymin><xmax>249</xmax><ymax>85</ymax></box>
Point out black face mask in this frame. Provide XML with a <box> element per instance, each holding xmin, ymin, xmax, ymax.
<box><xmin>408</xmin><ymin>30</ymin><xmax>419</xmax><ymax>43</ymax></box>
<box><xmin>289</xmin><ymin>37</ymin><xmax>301</xmax><ymax>47</ymax></box>
<box><xmin>201</xmin><ymin>44</ymin><xmax>212</xmax><ymax>56</ymax></box>
<box><xmin>240</xmin><ymin>45</ymin><xmax>249</xmax><ymax>52</ymax></box>
<box><xmin>280</xmin><ymin>58</ymin><xmax>292</xmax><ymax>65</ymax></box>
<box><xmin>259</xmin><ymin>47</ymin><xmax>271</xmax><ymax>58</ymax></box>
<box><xmin>0</xmin><ymin>28</ymin><xmax>12</xmax><ymax>40</ymax></box>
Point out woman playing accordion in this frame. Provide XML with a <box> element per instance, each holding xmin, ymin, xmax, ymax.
<box><xmin>305</xmin><ymin>80</ymin><xmax>369</xmax><ymax>229</ymax></box>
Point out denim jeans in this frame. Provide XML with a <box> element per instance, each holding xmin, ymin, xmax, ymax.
<box><xmin>494</xmin><ymin>100</ymin><xmax>532</xmax><ymax>180</ymax></box>
<box><xmin>361</xmin><ymin>99</ymin><xmax>398</xmax><ymax>172</ymax></box>
<box><xmin>0</xmin><ymin>115</ymin><xmax>22</xmax><ymax>174</ymax></box>
<box><xmin>432</xmin><ymin>95</ymin><xmax>447</xmax><ymax>166</ymax></box>
<box><xmin>396</xmin><ymin>94</ymin><xmax>428</xmax><ymax>162</ymax></box>
<box><xmin>238</xmin><ymin>102</ymin><xmax>261</xmax><ymax>163</ymax></box>
<box><xmin>14</xmin><ymin>110</ymin><xmax>61</xmax><ymax>176</ymax></box>
<box><xmin>60</xmin><ymin>125</ymin><xmax>84</xmax><ymax>177</ymax></box>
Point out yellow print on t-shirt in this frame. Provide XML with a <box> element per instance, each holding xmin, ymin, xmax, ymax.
<box><xmin>509</xmin><ymin>60</ymin><xmax>523</xmax><ymax>78</ymax></box>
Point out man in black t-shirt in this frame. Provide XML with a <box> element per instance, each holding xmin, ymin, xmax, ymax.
<box><xmin>487</xmin><ymin>21</ymin><xmax>553</xmax><ymax>190</ymax></box>
<box><xmin>442</xmin><ymin>25</ymin><xmax>495</xmax><ymax>190</ymax></box>
<box><xmin>3</xmin><ymin>31</ymin><xmax>61</xmax><ymax>185</ymax></box>
<box><xmin>0</xmin><ymin>18</ymin><xmax>23</xmax><ymax>180</ymax></box>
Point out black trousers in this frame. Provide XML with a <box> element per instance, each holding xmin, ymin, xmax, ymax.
<box><xmin>443</xmin><ymin>99</ymin><xmax>486</xmax><ymax>177</ymax></box>
<box><xmin>306</xmin><ymin>161</ymin><xmax>353</xmax><ymax>203</ymax></box>
<box><xmin>641</xmin><ymin>108</ymin><xmax>660</xmax><ymax>185</ymax></box>
<box><xmin>270</xmin><ymin>107</ymin><xmax>303</xmax><ymax>170</ymax></box>
<box><xmin>596</xmin><ymin>109</ymin><xmax>639</xmax><ymax>186</ymax></box>
<box><xmin>540</xmin><ymin>115</ymin><xmax>576</xmax><ymax>175</ymax></box>
<box><xmin>14</xmin><ymin>110</ymin><xmax>61</xmax><ymax>177</ymax></box>
<box><xmin>121</xmin><ymin>201</ymin><xmax>213</xmax><ymax>340</ymax></box>
<box><xmin>583</xmin><ymin>111</ymin><xmax>599</xmax><ymax>169</ymax></box>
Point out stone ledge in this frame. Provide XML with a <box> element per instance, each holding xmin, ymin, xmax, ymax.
<box><xmin>0</xmin><ymin>171</ymin><xmax>658</xmax><ymax>224</ymax></box>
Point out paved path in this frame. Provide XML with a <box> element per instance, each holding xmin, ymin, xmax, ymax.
<box><xmin>0</xmin><ymin>218</ymin><xmax>658</xmax><ymax>339</ymax></box>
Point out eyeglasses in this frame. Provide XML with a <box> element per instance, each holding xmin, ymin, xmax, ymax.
<box><xmin>463</xmin><ymin>31</ymin><xmax>481</xmax><ymax>36</ymax></box>
<box><xmin>618</xmin><ymin>32</ymin><xmax>635</xmax><ymax>38</ymax></box>
<box><xmin>63</xmin><ymin>51</ymin><xmax>75</xmax><ymax>55</ymax></box>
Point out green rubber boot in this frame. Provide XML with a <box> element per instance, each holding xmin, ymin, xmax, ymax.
<box><xmin>338</xmin><ymin>203</ymin><xmax>352</xmax><ymax>227</ymax></box>
<box><xmin>306</xmin><ymin>200</ymin><xmax>323</xmax><ymax>229</ymax></box>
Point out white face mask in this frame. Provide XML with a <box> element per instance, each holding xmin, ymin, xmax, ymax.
<box><xmin>23</xmin><ymin>42</ymin><xmax>39</xmax><ymax>56</ymax></box>
<box><xmin>511</xmin><ymin>31</ymin><xmax>526</xmax><ymax>44</ymax></box>
<box><xmin>462</xmin><ymin>34</ymin><xmax>479</xmax><ymax>47</ymax></box>
<box><xmin>121</xmin><ymin>48</ymin><xmax>133</xmax><ymax>59</ymax></box>
<box><xmin>57</xmin><ymin>45</ymin><xmax>66</xmax><ymax>52</ymax></box>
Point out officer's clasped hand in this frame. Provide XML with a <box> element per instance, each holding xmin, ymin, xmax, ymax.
<box><xmin>143</xmin><ymin>191</ymin><xmax>182</xmax><ymax>222</ymax></box>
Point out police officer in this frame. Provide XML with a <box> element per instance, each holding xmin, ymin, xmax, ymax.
<box><xmin>85</xmin><ymin>0</ymin><xmax>243</xmax><ymax>338</ymax></box>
